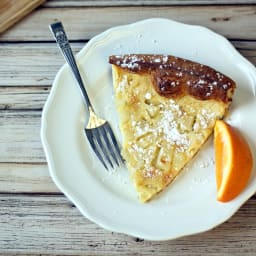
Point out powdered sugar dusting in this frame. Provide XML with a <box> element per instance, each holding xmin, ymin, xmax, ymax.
<box><xmin>117</xmin><ymin>75</ymin><xmax>128</xmax><ymax>93</ymax></box>
<box><xmin>158</xmin><ymin>101</ymin><xmax>190</xmax><ymax>152</ymax></box>
<box><xmin>132</xmin><ymin>100</ymin><xmax>190</xmax><ymax>153</ymax></box>
<box><xmin>144</xmin><ymin>92</ymin><xmax>152</xmax><ymax>100</ymax></box>
<box><xmin>120</xmin><ymin>55</ymin><xmax>140</xmax><ymax>70</ymax></box>
<box><xmin>196</xmin><ymin>109</ymin><xmax>216</xmax><ymax>129</ymax></box>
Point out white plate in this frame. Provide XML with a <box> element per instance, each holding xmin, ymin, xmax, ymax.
<box><xmin>41</xmin><ymin>18</ymin><xmax>256</xmax><ymax>240</ymax></box>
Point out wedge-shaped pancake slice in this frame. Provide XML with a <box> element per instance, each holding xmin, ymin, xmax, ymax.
<box><xmin>109</xmin><ymin>54</ymin><xmax>236</xmax><ymax>202</ymax></box>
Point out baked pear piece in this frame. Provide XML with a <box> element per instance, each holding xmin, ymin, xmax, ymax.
<box><xmin>109</xmin><ymin>54</ymin><xmax>236</xmax><ymax>202</ymax></box>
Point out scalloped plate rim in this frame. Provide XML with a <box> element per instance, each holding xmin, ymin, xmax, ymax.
<box><xmin>41</xmin><ymin>18</ymin><xmax>256</xmax><ymax>241</ymax></box>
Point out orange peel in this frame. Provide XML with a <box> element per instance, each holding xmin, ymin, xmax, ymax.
<box><xmin>214</xmin><ymin>120</ymin><xmax>253</xmax><ymax>202</ymax></box>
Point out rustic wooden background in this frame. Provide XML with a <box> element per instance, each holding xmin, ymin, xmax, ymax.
<box><xmin>0</xmin><ymin>0</ymin><xmax>256</xmax><ymax>255</ymax></box>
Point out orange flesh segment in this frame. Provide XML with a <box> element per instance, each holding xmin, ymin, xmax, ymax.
<box><xmin>214</xmin><ymin>120</ymin><xmax>253</xmax><ymax>202</ymax></box>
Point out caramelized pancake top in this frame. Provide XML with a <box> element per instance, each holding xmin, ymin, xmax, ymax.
<box><xmin>109</xmin><ymin>54</ymin><xmax>236</xmax><ymax>103</ymax></box>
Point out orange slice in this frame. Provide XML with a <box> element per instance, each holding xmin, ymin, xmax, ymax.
<box><xmin>214</xmin><ymin>120</ymin><xmax>253</xmax><ymax>202</ymax></box>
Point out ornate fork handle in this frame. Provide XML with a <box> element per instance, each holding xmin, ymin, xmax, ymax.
<box><xmin>49</xmin><ymin>22</ymin><xmax>93</xmax><ymax>112</ymax></box>
<box><xmin>50</xmin><ymin>21</ymin><xmax>123</xmax><ymax>170</ymax></box>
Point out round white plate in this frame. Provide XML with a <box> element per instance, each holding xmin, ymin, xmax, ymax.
<box><xmin>41</xmin><ymin>18</ymin><xmax>256</xmax><ymax>240</ymax></box>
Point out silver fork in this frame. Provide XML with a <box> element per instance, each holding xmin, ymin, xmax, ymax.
<box><xmin>49</xmin><ymin>22</ymin><xmax>123</xmax><ymax>170</ymax></box>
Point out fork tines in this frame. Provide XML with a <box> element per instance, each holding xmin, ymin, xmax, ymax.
<box><xmin>85</xmin><ymin>122</ymin><xmax>123</xmax><ymax>170</ymax></box>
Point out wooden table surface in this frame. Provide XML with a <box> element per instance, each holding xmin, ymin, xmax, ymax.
<box><xmin>1</xmin><ymin>0</ymin><xmax>256</xmax><ymax>255</ymax></box>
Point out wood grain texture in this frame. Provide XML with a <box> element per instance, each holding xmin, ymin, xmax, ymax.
<box><xmin>1</xmin><ymin>2</ymin><xmax>256</xmax><ymax>254</ymax></box>
<box><xmin>0</xmin><ymin>194</ymin><xmax>255</xmax><ymax>255</ymax></box>
<box><xmin>0</xmin><ymin>111</ymin><xmax>45</xmax><ymax>163</ymax></box>
<box><xmin>0</xmin><ymin>86</ymin><xmax>50</xmax><ymax>109</ymax></box>
<box><xmin>0</xmin><ymin>0</ymin><xmax>45</xmax><ymax>33</ymax></box>
<box><xmin>0</xmin><ymin>6</ymin><xmax>256</xmax><ymax>41</ymax></box>
<box><xmin>0</xmin><ymin>41</ymin><xmax>256</xmax><ymax>87</ymax></box>
<box><xmin>0</xmin><ymin>43</ymin><xmax>81</xmax><ymax>86</ymax></box>
<box><xmin>0</xmin><ymin>163</ymin><xmax>58</xmax><ymax>193</ymax></box>
<box><xmin>44</xmin><ymin>0</ymin><xmax>256</xmax><ymax>7</ymax></box>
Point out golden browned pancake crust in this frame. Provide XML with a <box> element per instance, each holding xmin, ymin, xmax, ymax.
<box><xmin>109</xmin><ymin>54</ymin><xmax>235</xmax><ymax>103</ymax></box>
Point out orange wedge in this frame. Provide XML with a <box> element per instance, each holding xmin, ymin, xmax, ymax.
<box><xmin>214</xmin><ymin>120</ymin><xmax>253</xmax><ymax>202</ymax></box>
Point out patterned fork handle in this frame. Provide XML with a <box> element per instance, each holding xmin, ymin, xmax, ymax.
<box><xmin>49</xmin><ymin>21</ymin><xmax>123</xmax><ymax>170</ymax></box>
<box><xmin>49</xmin><ymin>22</ymin><xmax>92</xmax><ymax>112</ymax></box>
